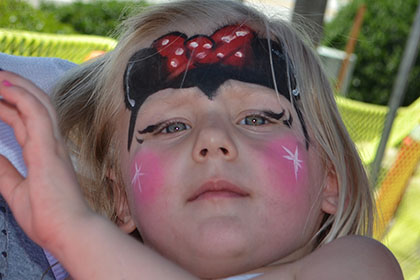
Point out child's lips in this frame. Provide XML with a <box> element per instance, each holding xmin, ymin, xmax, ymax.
<box><xmin>187</xmin><ymin>180</ymin><xmax>250</xmax><ymax>202</ymax></box>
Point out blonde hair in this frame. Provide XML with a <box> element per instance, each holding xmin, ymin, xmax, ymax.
<box><xmin>52</xmin><ymin>0</ymin><xmax>373</xmax><ymax>248</ymax></box>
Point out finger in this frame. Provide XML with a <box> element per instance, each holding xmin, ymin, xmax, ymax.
<box><xmin>0</xmin><ymin>100</ymin><xmax>27</xmax><ymax>144</ymax></box>
<box><xmin>0</xmin><ymin>154</ymin><xmax>24</xmax><ymax>205</ymax></box>
<box><xmin>0</xmin><ymin>71</ymin><xmax>59</xmax><ymax>129</ymax></box>
<box><xmin>0</xmin><ymin>83</ymin><xmax>72</xmax><ymax>168</ymax></box>
<box><xmin>0</xmin><ymin>81</ymin><xmax>58</xmax><ymax>151</ymax></box>
<box><xmin>0</xmin><ymin>71</ymin><xmax>53</xmax><ymax>112</ymax></box>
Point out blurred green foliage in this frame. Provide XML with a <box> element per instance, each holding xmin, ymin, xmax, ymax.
<box><xmin>0</xmin><ymin>0</ymin><xmax>75</xmax><ymax>33</ymax></box>
<box><xmin>323</xmin><ymin>0</ymin><xmax>420</xmax><ymax>106</ymax></box>
<box><xmin>40</xmin><ymin>0</ymin><xmax>149</xmax><ymax>38</ymax></box>
<box><xmin>0</xmin><ymin>0</ymin><xmax>148</xmax><ymax>37</ymax></box>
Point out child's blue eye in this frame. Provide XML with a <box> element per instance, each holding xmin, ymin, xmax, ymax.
<box><xmin>239</xmin><ymin>115</ymin><xmax>271</xmax><ymax>126</ymax></box>
<box><xmin>160</xmin><ymin>121</ymin><xmax>191</xmax><ymax>134</ymax></box>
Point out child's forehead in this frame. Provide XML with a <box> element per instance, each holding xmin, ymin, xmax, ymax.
<box><xmin>140</xmin><ymin>80</ymin><xmax>280</xmax><ymax>106</ymax></box>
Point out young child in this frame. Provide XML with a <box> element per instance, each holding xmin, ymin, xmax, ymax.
<box><xmin>0</xmin><ymin>0</ymin><xmax>403</xmax><ymax>279</ymax></box>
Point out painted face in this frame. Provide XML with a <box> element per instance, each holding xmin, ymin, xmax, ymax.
<box><xmin>116</xmin><ymin>25</ymin><xmax>327</xmax><ymax>278</ymax></box>
<box><xmin>117</xmin><ymin>81</ymin><xmax>326</xmax><ymax>277</ymax></box>
<box><xmin>123</xmin><ymin>24</ymin><xmax>306</xmax><ymax>150</ymax></box>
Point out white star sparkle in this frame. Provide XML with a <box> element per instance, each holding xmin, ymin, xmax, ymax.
<box><xmin>282</xmin><ymin>145</ymin><xmax>303</xmax><ymax>180</ymax></box>
<box><xmin>131</xmin><ymin>163</ymin><xmax>145</xmax><ymax>192</ymax></box>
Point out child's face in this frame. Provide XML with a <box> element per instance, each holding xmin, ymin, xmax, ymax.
<box><xmin>116</xmin><ymin>80</ymin><xmax>332</xmax><ymax>276</ymax></box>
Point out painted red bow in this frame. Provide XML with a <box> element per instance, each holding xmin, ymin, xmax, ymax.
<box><xmin>153</xmin><ymin>25</ymin><xmax>255</xmax><ymax>78</ymax></box>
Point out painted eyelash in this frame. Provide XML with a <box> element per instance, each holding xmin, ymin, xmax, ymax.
<box><xmin>261</xmin><ymin>109</ymin><xmax>292</xmax><ymax>128</ymax></box>
<box><xmin>283</xmin><ymin>113</ymin><xmax>293</xmax><ymax>128</ymax></box>
<box><xmin>138</xmin><ymin>122</ymin><xmax>164</xmax><ymax>135</ymax></box>
<box><xmin>138</xmin><ymin>120</ymin><xmax>190</xmax><ymax>136</ymax></box>
<box><xmin>136</xmin><ymin>122</ymin><xmax>163</xmax><ymax>144</ymax></box>
<box><xmin>237</xmin><ymin>111</ymin><xmax>278</xmax><ymax>126</ymax></box>
<box><xmin>238</xmin><ymin>110</ymin><xmax>292</xmax><ymax>127</ymax></box>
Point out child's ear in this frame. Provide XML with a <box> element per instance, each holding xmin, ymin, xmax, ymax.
<box><xmin>109</xmin><ymin>169</ymin><xmax>137</xmax><ymax>234</ymax></box>
<box><xmin>321</xmin><ymin>168</ymin><xmax>339</xmax><ymax>215</ymax></box>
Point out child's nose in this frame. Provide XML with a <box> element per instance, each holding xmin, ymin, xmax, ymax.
<box><xmin>192</xmin><ymin>124</ymin><xmax>238</xmax><ymax>163</ymax></box>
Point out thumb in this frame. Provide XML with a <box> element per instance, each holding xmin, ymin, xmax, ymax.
<box><xmin>0</xmin><ymin>154</ymin><xmax>24</xmax><ymax>203</ymax></box>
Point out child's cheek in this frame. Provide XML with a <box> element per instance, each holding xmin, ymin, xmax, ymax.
<box><xmin>130</xmin><ymin>150</ymin><xmax>165</xmax><ymax>205</ymax></box>
<box><xmin>262</xmin><ymin>137</ymin><xmax>308</xmax><ymax>193</ymax></box>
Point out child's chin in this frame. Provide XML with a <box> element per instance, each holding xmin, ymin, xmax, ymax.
<box><xmin>182</xmin><ymin>222</ymin><xmax>254</xmax><ymax>269</ymax></box>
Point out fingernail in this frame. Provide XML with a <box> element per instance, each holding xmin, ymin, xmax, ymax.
<box><xmin>2</xmin><ymin>80</ymin><xmax>12</xmax><ymax>87</ymax></box>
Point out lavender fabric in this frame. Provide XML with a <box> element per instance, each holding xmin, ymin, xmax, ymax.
<box><xmin>0</xmin><ymin>53</ymin><xmax>75</xmax><ymax>280</ymax></box>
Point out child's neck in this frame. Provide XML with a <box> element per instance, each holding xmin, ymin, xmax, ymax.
<box><xmin>210</xmin><ymin>238</ymin><xmax>316</xmax><ymax>280</ymax></box>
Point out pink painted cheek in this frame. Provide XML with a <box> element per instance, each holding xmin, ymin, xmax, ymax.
<box><xmin>261</xmin><ymin>136</ymin><xmax>309</xmax><ymax>193</ymax></box>
<box><xmin>130</xmin><ymin>150</ymin><xmax>165</xmax><ymax>204</ymax></box>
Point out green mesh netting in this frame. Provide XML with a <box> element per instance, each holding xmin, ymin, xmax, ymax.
<box><xmin>336</xmin><ymin>95</ymin><xmax>420</xmax><ymax>165</ymax></box>
<box><xmin>0</xmin><ymin>28</ymin><xmax>117</xmax><ymax>64</ymax></box>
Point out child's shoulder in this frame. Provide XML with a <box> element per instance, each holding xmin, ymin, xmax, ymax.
<box><xmin>289</xmin><ymin>235</ymin><xmax>403</xmax><ymax>280</ymax></box>
<box><xmin>261</xmin><ymin>235</ymin><xmax>403</xmax><ymax>280</ymax></box>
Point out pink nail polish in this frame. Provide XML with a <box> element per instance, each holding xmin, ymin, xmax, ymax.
<box><xmin>2</xmin><ymin>80</ymin><xmax>13</xmax><ymax>87</ymax></box>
